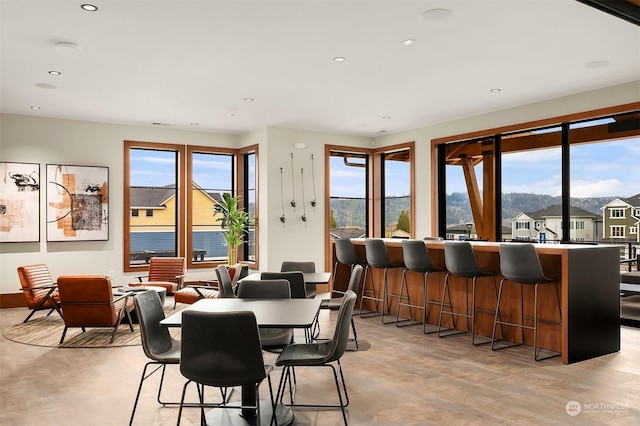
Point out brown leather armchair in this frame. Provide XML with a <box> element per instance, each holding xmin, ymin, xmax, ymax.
<box><xmin>17</xmin><ymin>264</ymin><xmax>62</xmax><ymax>323</ymax></box>
<box><xmin>130</xmin><ymin>257</ymin><xmax>186</xmax><ymax>294</ymax></box>
<box><xmin>57</xmin><ymin>275</ymin><xmax>135</xmax><ymax>344</ymax></box>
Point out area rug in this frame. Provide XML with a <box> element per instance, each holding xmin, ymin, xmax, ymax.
<box><xmin>3</xmin><ymin>305</ymin><xmax>183</xmax><ymax>349</ymax></box>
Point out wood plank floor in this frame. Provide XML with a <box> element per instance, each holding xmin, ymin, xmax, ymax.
<box><xmin>1</xmin><ymin>295</ymin><xmax>639</xmax><ymax>425</ymax></box>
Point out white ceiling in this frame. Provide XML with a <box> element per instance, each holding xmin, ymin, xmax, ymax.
<box><xmin>1</xmin><ymin>0</ymin><xmax>639</xmax><ymax>137</ymax></box>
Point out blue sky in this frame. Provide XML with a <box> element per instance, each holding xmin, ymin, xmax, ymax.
<box><xmin>447</xmin><ymin>137</ymin><xmax>640</xmax><ymax>198</ymax></box>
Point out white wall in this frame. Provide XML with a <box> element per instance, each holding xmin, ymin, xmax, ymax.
<box><xmin>1</xmin><ymin>81</ymin><xmax>638</xmax><ymax>295</ymax></box>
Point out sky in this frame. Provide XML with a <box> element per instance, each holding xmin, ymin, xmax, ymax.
<box><xmin>447</xmin><ymin>137</ymin><xmax>640</xmax><ymax>199</ymax></box>
<box><xmin>130</xmin><ymin>137</ymin><xmax>639</xmax><ymax>200</ymax></box>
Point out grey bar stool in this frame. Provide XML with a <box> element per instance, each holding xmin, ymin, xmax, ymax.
<box><xmin>397</xmin><ymin>239</ymin><xmax>445</xmax><ymax>333</ymax></box>
<box><xmin>492</xmin><ymin>243</ymin><xmax>562</xmax><ymax>361</ymax></box>
<box><xmin>332</xmin><ymin>238</ymin><xmax>367</xmax><ymax>299</ymax></box>
<box><xmin>438</xmin><ymin>241</ymin><xmax>501</xmax><ymax>345</ymax></box>
<box><xmin>361</xmin><ymin>239</ymin><xmax>403</xmax><ymax>323</ymax></box>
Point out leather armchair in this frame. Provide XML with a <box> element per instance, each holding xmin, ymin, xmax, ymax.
<box><xmin>17</xmin><ymin>264</ymin><xmax>62</xmax><ymax>323</ymax></box>
<box><xmin>57</xmin><ymin>275</ymin><xmax>135</xmax><ymax>344</ymax></box>
<box><xmin>130</xmin><ymin>257</ymin><xmax>186</xmax><ymax>294</ymax></box>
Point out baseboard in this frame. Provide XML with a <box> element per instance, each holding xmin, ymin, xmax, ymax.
<box><xmin>0</xmin><ymin>293</ymin><xmax>27</xmax><ymax>309</ymax></box>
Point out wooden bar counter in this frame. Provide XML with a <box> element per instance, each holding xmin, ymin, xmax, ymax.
<box><xmin>331</xmin><ymin>238</ymin><xmax>620</xmax><ymax>364</ymax></box>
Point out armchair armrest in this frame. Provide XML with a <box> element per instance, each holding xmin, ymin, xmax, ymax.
<box><xmin>134</xmin><ymin>274</ymin><xmax>149</xmax><ymax>283</ymax></box>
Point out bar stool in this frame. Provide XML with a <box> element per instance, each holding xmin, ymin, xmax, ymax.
<box><xmin>397</xmin><ymin>239</ymin><xmax>445</xmax><ymax>333</ymax></box>
<box><xmin>332</xmin><ymin>238</ymin><xmax>367</xmax><ymax>299</ymax></box>
<box><xmin>438</xmin><ymin>241</ymin><xmax>501</xmax><ymax>345</ymax></box>
<box><xmin>492</xmin><ymin>243</ymin><xmax>562</xmax><ymax>361</ymax></box>
<box><xmin>361</xmin><ymin>239</ymin><xmax>403</xmax><ymax>323</ymax></box>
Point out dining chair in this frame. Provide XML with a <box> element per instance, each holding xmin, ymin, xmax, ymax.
<box><xmin>129</xmin><ymin>290</ymin><xmax>181</xmax><ymax>425</ymax></box>
<box><xmin>177</xmin><ymin>310</ymin><xmax>276</xmax><ymax>426</ymax></box>
<box><xmin>16</xmin><ymin>264</ymin><xmax>62</xmax><ymax>323</ymax></box>
<box><xmin>261</xmin><ymin>271</ymin><xmax>307</xmax><ymax>299</ymax></box>
<box><xmin>320</xmin><ymin>264</ymin><xmax>363</xmax><ymax>350</ymax></box>
<box><xmin>275</xmin><ymin>290</ymin><xmax>357</xmax><ymax>425</ymax></box>
<box><xmin>236</xmin><ymin>279</ymin><xmax>295</xmax><ymax>351</ymax></box>
<box><xmin>215</xmin><ymin>265</ymin><xmax>237</xmax><ymax>298</ymax></box>
<box><xmin>492</xmin><ymin>243</ymin><xmax>562</xmax><ymax>361</ymax></box>
<box><xmin>280</xmin><ymin>261</ymin><xmax>317</xmax><ymax>298</ymax></box>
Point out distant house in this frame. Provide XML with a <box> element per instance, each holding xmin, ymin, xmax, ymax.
<box><xmin>601</xmin><ymin>193</ymin><xmax>640</xmax><ymax>242</ymax></box>
<box><xmin>510</xmin><ymin>205</ymin><xmax>598</xmax><ymax>243</ymax></box>
<box><xmin>445</xmin><ymin>224</ymin><xmax>512</xmax><ymax>241</ymax></box>
<box><xmin>129</xmin><ymin>184</ymin><xmax>228</xmax><ymax>260</ymax></box>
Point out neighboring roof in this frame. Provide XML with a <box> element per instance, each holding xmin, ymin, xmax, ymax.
<box><xmin>525</xmin><ymin>205</ymin><xmax>597</xmax><ymax>220</ymax></box>
<box><xmin>622</xmin><ymin>193</ymin><xmax>640</xmax><ymax>208</ymax></box>
<box><xmin>331</xmin><ymin>228</ymin><xmax>367</xmax><ymax>239</ymax></box>
<box><xmin>130</xmin><ymin>185</ymin><xmax>176</xmax><ymax>208</ymax></box>
<box><xmin>130</xmin><ymin>184</ymin><xmax>226</xmax><ymax>209</ymax></box>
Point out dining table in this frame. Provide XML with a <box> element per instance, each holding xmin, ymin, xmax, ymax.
<box><xmin>161</xmin><ymin>297</ymin><xmax>322</xmax><ymax>425</ymax></box>
<box><xmin>238</xmin><ymin>271</ymin><xmax>332</xmax><ymax>285</ymax></box>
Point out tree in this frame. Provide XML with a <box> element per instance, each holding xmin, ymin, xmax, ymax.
<box><xmin>329</xmin><ymin>209</ymin><xmax>338</xmax><ymax>229</ymax></box>
<box><xmin>397</xmin><ymin>210</ymin><xmax>410</xmax><ymax>232</ymax></box>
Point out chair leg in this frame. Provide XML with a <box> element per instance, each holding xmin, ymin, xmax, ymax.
<box><xmin>359</xmin><ymin>265</ymin><xmax>381</xmax><ymax>318</ymax></box>
<box><xmin>59</xmin><ymin>326</ymin><xmax>69</xmax><ymax>344</ymax></box>
<box><xmin>438</xmin><ymin>274</ymin><xmax>464</xmax><ymax>338</ymax></box>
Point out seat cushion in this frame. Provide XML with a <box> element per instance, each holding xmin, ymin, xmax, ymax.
<box><xmin>174</xmin><ymin>287</ymin><xmax>220</xmax><ymax>305</ymax></box>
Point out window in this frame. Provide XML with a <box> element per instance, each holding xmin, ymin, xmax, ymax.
<box><xmin>516</xmin><ymin>221</ymin><xmax>530</xmax><ymax>229</ymax></box>
<box><xmin>125</xmin><ymin>142</ymin><xmax>182</xmax><ymax>270</ymax></box>
<box><xmin>630</xmin><ymin>226</ymin><xmax>638</xmax><ymax>235</ymax></box>
<box><xmin>611</xmin><ymin>225</ymin><xmax>625</xmax><ymax>237</ymax></box>
<box><xmin>380</xmin><ymin>147</ymin><xmax>412</xmax><ymax>237</ymax></box>
<box><xmin>328</xmin><ymin>148</ymin><xmax>370</xmax><ymax>240</ymax></box>
<box><xmin>610</xmin><ymin>208</ymin><xmax>625</xmax><ymax>218</ymax></box>
<box><xmin>434</xmin><ymin>107</ymin><xmax>639</xmax><ymax>243</ymax></box>
<box><xmin>125</xmin><ymin>140</ymin><xmax>257</xmax><ymax>272</ymax></box>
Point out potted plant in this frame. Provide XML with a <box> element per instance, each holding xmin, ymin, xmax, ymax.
<box><xmin>214</xmin><ymin>192</ymin><xmax>253</xmax><ymax>266</ymax></box>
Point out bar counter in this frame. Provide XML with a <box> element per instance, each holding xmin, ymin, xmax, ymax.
<box><xmin>331</xmin><ymin>239</ymin><xmax>620</xmax><ymax>364</ymax></box>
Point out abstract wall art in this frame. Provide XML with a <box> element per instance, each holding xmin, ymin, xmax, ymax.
<box><xmin>0</xmin><ymin>161</ymin><xmax>40</xmax><ymax>242</ymax></box>
<box><xmin>47</xmin><ymin>164</ymin><xmax>109</xmax><ymax>241</ymax></box>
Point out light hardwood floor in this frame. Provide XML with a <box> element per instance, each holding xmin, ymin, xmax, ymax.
<box><xmin>1</xmin><ymin>296</ymin><xmax>639</xmax><ymax>426</ymax></box>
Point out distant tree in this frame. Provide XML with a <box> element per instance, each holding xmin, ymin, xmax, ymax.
<box><xmin>329</xmin><ymin>209</ymin><xmax>338</xmax><ymax>229</ymax></box>
<box><xmin>397</xmin><ymin>210</ymin><xmax>410</xmax><ymax>232</ymax></box>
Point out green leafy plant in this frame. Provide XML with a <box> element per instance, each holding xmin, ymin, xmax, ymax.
<box><xmin>214</xmin><ymin>193</ymin><xmax>253</xmax><ymax>266</ymax></box>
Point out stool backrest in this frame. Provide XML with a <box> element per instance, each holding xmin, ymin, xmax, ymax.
<box><xmin>443</xmin><ymin>241</ymin><xmax>482</xmax><ymax>278</ymax></box>
<box><xmin>335</xmin><ymin>238</ymin><xmax>361</xmax><ymax>266</ymax></box>
<box><xmin>402</xmin><ymin>240</ymin><xmax>434</xmax><ymax>272</ymax></box>
<box><xmin>365</xmin><ymin>239</ymin><xmax>392</xmax><ymax>268</ymax></box>
<box><xmin>499</xmin><ymin>243</ymin><xmax>547</xmax><ymax>284</ymax></box>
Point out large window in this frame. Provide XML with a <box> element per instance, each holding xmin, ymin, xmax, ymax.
<box><xmin>435</xmin><ymin>106</ymin><xmax>639</xmax><ymax>245</ymax></box>
<box><xmin>125</xmin><ymin>141</ymin><xmax>257</xmax><ymax>272</ymax></box>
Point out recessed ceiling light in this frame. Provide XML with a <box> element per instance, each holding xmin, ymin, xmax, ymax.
<box><xmin>586</xmin><ymin>60</ymin><xmax>609</xmax><ymax>69</ymax></box>
<box><xmin>244</xmin><ymin>97</ymin><xmax>254</xmax><ymax>102</ymax></box>
<box><xmin>48</xmin><ymin>71</ymin><xmax>61</xmax><ymax>75</ymax></box>
<box><xmin>35</xmin><ymin>83</ymin><xmax>57</xmax><ymax>89</ymax></box>
<box><xmin>190</xmin><ymin>122</ymin><xmax>199</xmax><ymax>126</ymax></box>
<box><xmin>30</xmin><ymin>106</ymin><xmax>41</xmax><ymax>110</ymax></box>
<box><xmin>382</xmin><ymin>116</ymin><xmax>391</xmax><ymax>119</ymax></box>
<box><xmin>401</xmin><ymin>39</ymin><xmax>415</xmax><ymax>46</ymax></box>
<box><xmin>490</xmin><ymin>88</ymin><xmax>501</xmax><ymax>93</ymax></box>
<box><xmin>422</xmin><ymin>8</ymin><xmax>453</xmax><ymax>21</ymax></box>
<box><xmin>81</xmin><ymin>4</ymin><xmax>98</xmax><ymax>12</ymax></box>
<box><xmin>333</xmin><ymin>57</ymin><xmax>346</xmax><ymax>62</ymax></box>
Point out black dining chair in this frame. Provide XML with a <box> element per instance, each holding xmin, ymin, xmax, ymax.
<box><xmin>280</xmin><ymin>261</ymin><xmax>317</xmax><ymax>298</ymax></box>
<box><xmin>361</xmin><ymin>238</ymin><xmax>404</xmax><ymax>323</ymax></box>
<box><xmin>236</xmin><ymin>279</ymin><xmax>295</xmax><ymax>351</ymax></box>
<box><xmin>320</xmin><ymin>264</ymin><xmax>363</xmax><ymax>350</ymax></box>
<box><xmin>275</xmin><ymin>290</ymin><xmax>358</xmax><ymax>425</ymax></box>
<box><xmin>177</xmin><ymin>310</ymin><xmax>276</xmax><ymax>426</ymax></box>
<box><xmin>130</xmin><ymin>290</ymin><xmax>181</xmax><ymax>425</ymax></box>
<box><xmin>215</xmin><ymin>265</ymin><xmax>236</xmax><ymax>298</ymax></box>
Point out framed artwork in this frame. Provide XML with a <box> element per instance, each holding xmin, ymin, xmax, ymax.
<box><xmin>0</xmin><ymin>161</ymin><xmax>40</xmax><ymax>242</ymax></box>
<box><xmin>46</xmin><ymin>164</ymin><xmax>109</xmax><ymax>241</ymax></box>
